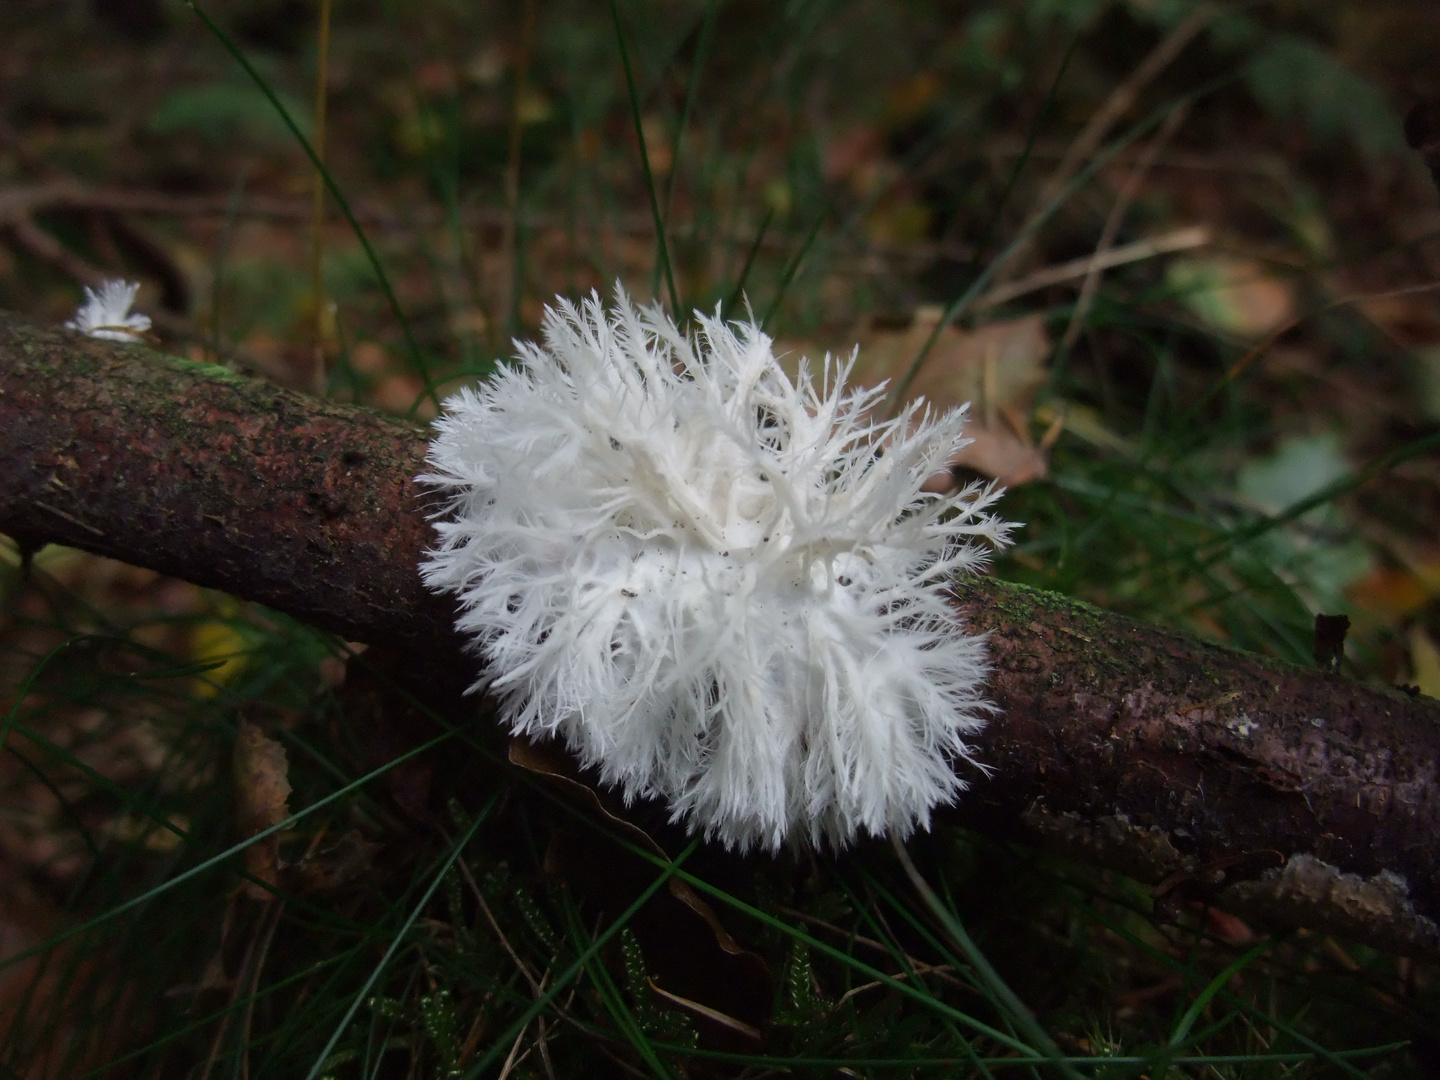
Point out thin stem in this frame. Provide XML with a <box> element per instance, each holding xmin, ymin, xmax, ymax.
<box><xmin>723</xmin><ymin>204</ymin><xmax>772</xmax><ymax>320</ymax></box>
<box><xmin>891</xmin><ymin>835</ymin><xmax>1082</xmax><ymax>1080</ymax></box>
<box><xmin>662</xmin><ymin>0</ymin><xmax>721</xmax><ymax>224</ymax></box>
<box><xmin>611</xmin><ymin>0</ymin><xmax>681</xmax><ymax>316</ymax></box>
<box><xmin>501</xmin><ymin>0</ymin><xmax>538</xmax><ymax>339</ymax></box>
<box><xmin>187</xmin><ymin>1</ymin><xmax>437</xmax><ymax>410</ymax></box>
<box><xmin>302</xmin><ymin>800</ymin><xmax>496</xmax><ymax>1080</ymax></box>
<box><xmin>308</xmin><ymin>0</ymin><xmax>333</xmax><ymax>394</ymax></box>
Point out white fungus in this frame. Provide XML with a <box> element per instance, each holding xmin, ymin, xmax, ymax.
<box><xmin>65</xmin><ymin>279</ymin><xmax>152</xmax><ymax>342</ymax></box>
<box><xmin>420</xmin><ymin>290</ymin><xmax>1014</xmax><ymax>852</ymax></box>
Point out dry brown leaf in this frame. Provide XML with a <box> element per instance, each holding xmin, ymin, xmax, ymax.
<box><xmin>372</xmin><ymin>373</ymin><xmax>439</xmax><ymax>419</ymax></box>
<box><xmin>647</xmin><ymin>978</ymin><xmax>762</xmax><ymax>1041</ymax></box>
<box><xmin>1167</xmin><ymin>256</ymin><xmax>1296</xmax><ymax>339</ymax></box>
<box><xmin>290</xmin><ymin>829</ymin><xmax>383</xmax><ymax>894</ymax></box>
<box><xmin>788</xmin><ymin>311</ymin><xmax>1055</xmax><ymax>489</ymax></box>
<box><xmin>951</xmin><ymin>422</ymin><xmax>1049</xmax><ymax>488</ymax></box>
<box><xmin>1346</xmin><ymin>566</ymin><xmax>1434</xmax><ymax>620</ymax></box>
<box><xmin>348</xmin><ymin>340</ymin><xmax>391</xmax><ymax>375</ymax></box>
<box><xmin>850</xmin><ymin>310</ymin><xmax>1050</xmax><ymax>418</ymax></box>
<box><xmin>1354</xmin><ymin>291</ymin><xmax>1440</xmax><ymax>348</ymax></box>
<box><xmin>234</xmin><ymin>719</ymin><xmax>292</xmax><ymax>900</ymax></box>
<box><xmin>1201</xmin><ymin>904</ymin><xmax>1257</xmax><ymax>946</ymax></box>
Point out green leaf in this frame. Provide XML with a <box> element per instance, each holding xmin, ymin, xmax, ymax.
<box><xmin>1245</xmin><ymin>37</ymin><xmax>1405</xmax><ymax>162</ymax></box>
<box><xmin>148</xmin><ymin>81</ymin><xmax>310</xmax><ymax>145</ymax></box>
<box><xmin>1234</xmin><ymin>432</ymin><xmax>1374</xmax><ymax>608</ymax></box>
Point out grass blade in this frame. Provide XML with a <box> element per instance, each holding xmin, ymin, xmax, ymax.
<box><xmin>610</xmin><ymin>0</ymin><xmax>681</xmax><ymax>316</ymax></box>
<box><xmin>883</xmin><ymin>74</ymin><xmax>1236</xmax><ymax>417</ymax></box>
<box><xmin>460</xmin><ymin>837</ymin><xmax>701</xmax><ymax>1079</ymax></box>
<box><xmin>722</xmin><ymin>205</ymin><xmax>772</xmax><ymax>320</ymax></box>
<box><xmin>759</xmin><ymin>208</ymin><xmax>826</xmax><ymax>329</ymax></box>
<box><xmin>186</xmin><ymin>1</ymin><xmax>437</xmax><ymax>409</ymax></box>
<box><xmin>893</xmin><ymin>837</ymin><xmax>1082</xmax><ymax>1079</ymax></box>
<box><xmin>301</xmin><ymin>797</ymin><xmax>497</xmax><ymax>1080</ymax></box>
<box><xmin>662</xmin><ymin>0</ymin><xmax>722</xmax><ymax>225</ymax></box>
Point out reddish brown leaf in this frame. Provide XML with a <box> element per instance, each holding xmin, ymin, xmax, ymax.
<box><xmin>233</xmin><ymin>719</ymin><xmax>291</xmax><ymax>900</ymax></box>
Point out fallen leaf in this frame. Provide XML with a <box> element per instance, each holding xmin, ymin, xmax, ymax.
<box><xmin>189</xmin><ymin>599</ymin><xmax>249</xmax><ymax>698</ymax></box>
<box><xmin>1167</xmin><ymin>256</ymin><xmax>1296</xmax><ymax>338</ymax></box>
<box><xmin>951</xmin><ymin>416</ymin><xmax>1049</xmax><ymax>488</ymax></box>
<box><xmin>1235</xmin><ymin>433</ymin><xmax>1373</xmax><ymax>608</ymax></box>
<box><xmin>448</xmin><ymin>307</ymin><xmax>490</xmax><ymax>339</ymax></box>
<box><xmin>234</xmin><ymin>719</ymin><xmax>292</xmax><ymax>900</ymax></box>
<box><xmin>1203</xmin><ymin>905</ymin><xmax>1257</xmax><ymax>945</ymax></box>
<box><xmin>372</xmin><ymin>373</ymin><xmax>438</xmax><ymax>419</ymax></box>
<box><xmin>1345</xmin><ymin>567</ymin><xmax>1433</xmax><ymax>619</ymax></box>
<box><xmin>1353</xmin><ymin>292</ymin><xmax>1440</xmax><ymax>349</ymax></box>
<box><xmin>850</xmin><ymin>309</ymin><xmax>1050</xmax><ymax>418</ymax></box>
<box><xmin>290</xmin><ymin>829</ymin><xmax>383</xmax><ymax>894</ymax></box>
<box><xmin>1235</xmin><ymin>432</ymin><xmax>1352</xmax><ymax>521</ymax></box>
<box><xmin>348</xmin><ymin>340</ymin><xmax>391</xmax><ymax>375</ymax></box>
<box><xmin>801</xmin><ymin>310</ymin><xmax>1054</xmax><ymax>488</ymax></box>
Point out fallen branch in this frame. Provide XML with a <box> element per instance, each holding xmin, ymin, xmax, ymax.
<box><xmin>974</xmin><ymin>225</ymin><xmax>1210</xmax><ymax>312</ymax></box>
<box><xmin>1</xmin><ymin>311</ymin><xmax>1437</xmax><ymax>956</ymax></box>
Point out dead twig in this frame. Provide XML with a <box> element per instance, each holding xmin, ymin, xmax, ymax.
<box><xmin>995</xmin><ymin>4</ymin><xmax>1221</xmax><ymax>286</ymax></box>
<box><xmin>1062</xmin><ymin>101</ymin><xmax>1193</xmax><ymax>348</ymax></box>
<box><xmin>976</xmin><ymin>224</ymin><xmax>1211</xmax><ymax>311</ymax></box>
<box><xmin>2</xmin><ymin>315</ymin><xmax>1439</xmax><ymax>958</ymax></box>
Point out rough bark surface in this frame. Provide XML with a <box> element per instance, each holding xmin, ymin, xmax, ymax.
<box><xmin>0</xmin><ymin>311</ymin><xmax>461</xmax><ymax>660</ymax></box>
<box><xmin>2</xmin><ymin>311</ymin><xmax>1438</xmax><ymax>955</ymax></box>
<box><xmin>951</xmin><ymin>578</ymin><xmax>1440</xmax><ymax>955</ymax></box>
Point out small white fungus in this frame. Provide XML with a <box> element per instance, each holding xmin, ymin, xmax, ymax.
<box><xmin>420</xmin><ymin>290</ymin><xmax>1014</xmax><ymax>852</ymax></box>
<box><xmin>65</xmin><ymin>279</ymin><xmax>152</xmax><ymax>342</ymax></box>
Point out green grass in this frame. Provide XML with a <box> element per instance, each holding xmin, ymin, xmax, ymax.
<box><xmin>1</xmin><ymin>546</ymin><xmax>1431</xmax><ymax>1075</ymax></box>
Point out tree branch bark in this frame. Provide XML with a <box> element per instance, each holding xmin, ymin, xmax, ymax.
<box><xmin>2</xmin><ymin>311</ymin><xmax>1437</xmax><ymax>956</ymax></box>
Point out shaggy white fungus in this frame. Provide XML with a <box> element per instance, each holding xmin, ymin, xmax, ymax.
<box><xmin>419</xmin><ymin>290</ymin><xmax>1013</xmax><ymax>852</ymax></box>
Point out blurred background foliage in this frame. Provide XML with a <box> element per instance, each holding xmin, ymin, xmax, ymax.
<box><xmin>2</xmin><ymin>0</ymin><xmax>1439</xmax><ymax>1075</ymax></box>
